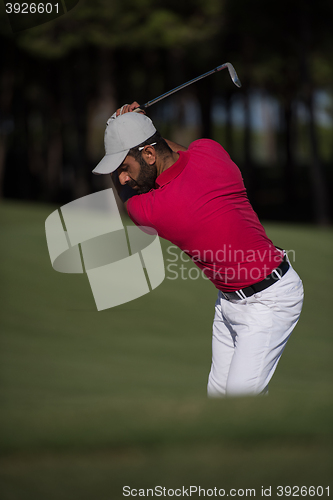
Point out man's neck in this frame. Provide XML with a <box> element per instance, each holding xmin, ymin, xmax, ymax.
<box><xmin>157</xmin><ymin>151</ymin><xmax>180</xmax><ymax>176</ymax></box>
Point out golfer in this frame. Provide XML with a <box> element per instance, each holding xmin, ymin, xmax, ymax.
<box><xmin>93</xmin><ymin>101</ymin><xmax>304</xmax><ymax>397</ymax></box>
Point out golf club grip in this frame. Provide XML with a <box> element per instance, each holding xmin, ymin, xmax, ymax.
<box><xmin>133</xmin><ymin>107</ymin><xmax>147</xmax><ymax>113</ymax></box>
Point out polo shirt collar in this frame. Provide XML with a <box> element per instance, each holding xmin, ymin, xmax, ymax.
<box><xmin>155</xmin><ymin>151</ymin><xmax>189</xmax><ymax>189</ymax></box>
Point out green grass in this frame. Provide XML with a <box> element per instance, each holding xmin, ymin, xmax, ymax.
<box><xmin>0</xmin><ymin>200</ymin><xmax>332</xmax><ymax>499</ymax></box>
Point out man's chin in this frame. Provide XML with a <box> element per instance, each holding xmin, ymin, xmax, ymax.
<box><xmin>135</xmin><ymin>183</ymin><xmax>155</xmax><ymax>194</ymax></box>
<box><xmin>129</xmin><ymin>184</ymin><xmax>141</xmax><ymax>192</ymax></box>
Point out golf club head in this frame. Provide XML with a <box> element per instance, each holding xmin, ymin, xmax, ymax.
<box><xmin>225</xmin><ymin>63</ymin><xmax>242</xmax><ymax>88</ymax></box>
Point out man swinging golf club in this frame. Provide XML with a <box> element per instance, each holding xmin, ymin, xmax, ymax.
<box><xmin>93</xmin><ymin>101</ymin><xmax>304</xmax><ymax>397</ymax></box>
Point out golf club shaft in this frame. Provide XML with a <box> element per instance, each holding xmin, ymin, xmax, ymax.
<box><xmin>139</xmin><ymin>62</ymin><xmax>241</xmax><ymax>111</ymax></box>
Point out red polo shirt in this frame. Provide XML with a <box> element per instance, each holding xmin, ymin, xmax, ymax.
<box><xmin>127</xmin><ymin>139</ymin><xmax>283</xmax><ymax>292</ymax></box>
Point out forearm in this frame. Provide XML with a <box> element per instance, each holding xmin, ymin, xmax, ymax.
<box><xmin>164</xmin><ymin>139</ymin><xmax>188</xmax><ymax>152</ymax></box>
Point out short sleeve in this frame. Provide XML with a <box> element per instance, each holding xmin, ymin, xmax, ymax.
<box><xmin>127</xmin><ymin>192</ymin><xmax>157</xmax><ymax>232</ymax></box>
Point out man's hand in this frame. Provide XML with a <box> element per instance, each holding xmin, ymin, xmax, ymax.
<box><xmin>115</xmin><ymin>101</ymin><xmax>146</xmax><ymax>117</ymax></box>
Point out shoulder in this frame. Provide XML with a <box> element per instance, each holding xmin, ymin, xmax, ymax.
<box><xmin>188</xmin><ymin>139</ymin><xmax>229</xmax><ymax>156</ymax></box>
<box><xmin>127</xmin><ymin>191</ymin><xmax>155</xmax><ymax>227</ymax></box>
<box><xmin>188</xmin><ymin>139</ymin><xmax>227</xmax><ymax>155</ymax></box>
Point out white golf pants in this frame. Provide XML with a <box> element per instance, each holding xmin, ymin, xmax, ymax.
<box><xmin>207</xmin><ymin>264</ymin><xmax>304</xmax><ymax>397</ymax></box>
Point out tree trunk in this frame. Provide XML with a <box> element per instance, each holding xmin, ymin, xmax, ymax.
<box><xmin>225</xmin><ymin>91</ymin><xmax>233</xmax><ymax>158</ymax></box>
<box><xmin>197</xmin><ymin>77</ymin><xmax>213</xmax><ymax>139</ymax></box>
<box><xmin>298</xmin><ymin>7</ymin><xmax>330</xmax><ymax>224</ymax></box>
<box><xmin>282</xmin><ymin>96</ymin><xmax>297</xmax><ymax>219</ymax></box>
<box><xmin>0</xmin><ymin>70</ymin><xmax>14</xmax><ymax>198</ymax></box>
<box><xmin>306</xmin><ymin>90</ymin><xmax>330</xmax><ymax>225</ymax></box>
<box><xmin>70</xmin><ymin>50</ymin><xmax>91</xmax><ymax>199</ymax></box>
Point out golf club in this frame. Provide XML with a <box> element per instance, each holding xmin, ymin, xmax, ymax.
<box><xmin>135</xmin><ymin>62</ymin><xmax>241</xmax><ymax>112</ymax></box>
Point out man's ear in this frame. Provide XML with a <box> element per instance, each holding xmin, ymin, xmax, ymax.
<box><xmin>142</xmin><ymin>146</ymin><xmax>156</xmax><ymax>165</ymax></box>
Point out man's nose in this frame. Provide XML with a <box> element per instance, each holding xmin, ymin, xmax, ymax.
<box><xmin>118</xmin><ymin>172</ymin><xmax>130</xmax><ymax>185</ymax></box>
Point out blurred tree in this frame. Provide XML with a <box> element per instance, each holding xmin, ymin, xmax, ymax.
<box><xmin>223</xmin><ymin>0</ymin><xmax>333</xmax><ymax>224</ymax></box>
<box><xmin>0</xmin><ymin>0</ymin><xmax>332</xmax><ymax>223</ymax></box>
<box><xmin>297</xmin><ymin>3</ymin><xmax>333</xmax><ymax>225</ymax></box>
<box><xmin>0</xmin><ymin>0</ymin><xmax>229</xmax><ymax>200</ymax></box>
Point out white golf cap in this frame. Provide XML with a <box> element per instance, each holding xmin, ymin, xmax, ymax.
<box><xmin>92</xmin><ymin>113</ymin><xmax>156</xmax><ymax>175</ymax></box>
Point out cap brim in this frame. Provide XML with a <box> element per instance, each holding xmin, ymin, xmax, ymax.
<box><xmin>92</xmin><ymin>150</ymin><xmax>128</xmax><ymax>175</ymax></box>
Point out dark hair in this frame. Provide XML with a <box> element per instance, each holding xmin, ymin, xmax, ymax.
<box><xmin>128</xmin><ymin>130</ymin><xmax>172</xmax><ymax>161</ymax></box>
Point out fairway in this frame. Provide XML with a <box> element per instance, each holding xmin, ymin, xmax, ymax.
<box><xmin>0</xmin><ymin>200</ymin><xmax>332</xmax><ymax>499</ymax></box>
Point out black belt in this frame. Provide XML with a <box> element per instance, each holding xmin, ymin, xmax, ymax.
<box><xmin>221</xmin><ymin>255</ymin><xmax>290</xmax><ymax>301</ymax></box>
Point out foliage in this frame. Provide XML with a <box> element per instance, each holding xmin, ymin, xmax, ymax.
<box><xmin>0</xmin><ymin>0</ymin><xmax>225</xmax><ymax>58</ymax></box>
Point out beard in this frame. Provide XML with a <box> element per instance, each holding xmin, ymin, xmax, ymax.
<box><xmin>128</xmin><ymin>156</ymin><xmax>157</xmax><ymax>194</ymax></box>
